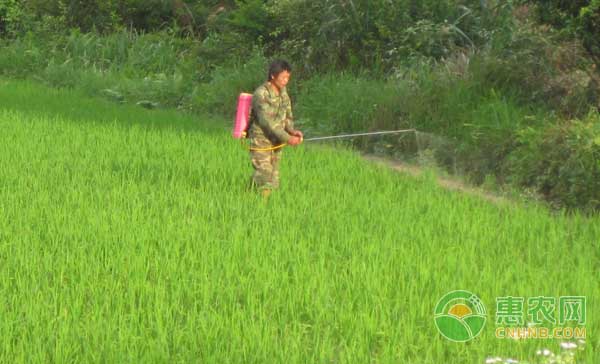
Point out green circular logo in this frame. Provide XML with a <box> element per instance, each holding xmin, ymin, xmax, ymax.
<box><xmin>434</xmin><ymin>290</ymin><xmax>487</xmax><ymax>342</ymax></box>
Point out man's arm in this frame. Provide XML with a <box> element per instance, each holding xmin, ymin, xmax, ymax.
<box><xmin>284</xmin><ymin>95</ymin><xmax>294</xmax><ymax>133</ymax></box>
<box><xmin>282</xmin><ymin>93</ymin><xmax>303</xmax><ymax>140</ymax></box>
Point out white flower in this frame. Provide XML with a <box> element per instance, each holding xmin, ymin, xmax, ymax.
<box><xmin>560</xmin><ymin>341</ymin><xmax>578</xmax><ymax>350</ymax></box>
<box><xmin>536</xmin><ymin>349</ymin><xmax>553</xmax><ymax>356</ymax></box>
<box><xmin>485</xmin><ymin>357</ymin><xmax>503</xmax><ymax>364</ymax></box>
<box><xmin>504</xmin><ymin>359</ymin><xmax>519</xmax><ymax>364</ymax></box>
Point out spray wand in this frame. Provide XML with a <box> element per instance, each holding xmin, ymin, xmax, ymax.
<box><xmin>302</xmin><ymin>129</ymin><xmax>416</xmax><ymax>142</ymax></box>
<box><xmin>247</xmin><ymin>129</ymin><xmax>416</xmax><ymax>152</ymax></box>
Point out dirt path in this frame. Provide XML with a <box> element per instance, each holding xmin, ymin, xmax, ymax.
<box><xmin>363</xmin><ymin>154</ymin><xmax>508</xmax><ymax>205</ymax></box>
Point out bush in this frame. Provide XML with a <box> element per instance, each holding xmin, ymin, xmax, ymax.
<box><xmin>470</xmin><ymin>19</ymin><xmax>599</xmax><ymax>118</ymax></box>
<box><xmin>506</xmin><ymin>109</ymin><xmax>600</xmax><ymax>211</ymax></box>
<box><xmin>266</xmin><ymin>0</ymin><xmax>514</xmax><ymax>74</ymax></box>
<box><xmin>527</xmin><ymin>0</ymin><xmax>600</xmax><ymax>63</ymax></box>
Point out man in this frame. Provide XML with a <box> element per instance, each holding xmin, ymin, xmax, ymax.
<box><xmin>247</xmin><ymin>60</ymin><xmax>303</xmax><ymax>197</ymax></box>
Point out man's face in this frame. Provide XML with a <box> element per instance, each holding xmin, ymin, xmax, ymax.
<box><xmin>271</xmin><ymin>70</ymin><xmax>291</xmax><ymax>90</ymax></box>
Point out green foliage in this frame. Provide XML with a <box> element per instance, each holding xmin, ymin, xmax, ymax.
<box><xmin>0</xmin><ymin>0</ymin><xmax>116</xmax><ymax>35</ymax></box>
<box><xmin>0</xmin><ymin>0</ymin><xmax>518</xmax><ymax>74</ymax></box>
<box><xmin>0</xmin><ymin>34</ymin><xmax>45</xmax><ymax>76</ymax></box>
<box><xmin>578</xmin><ymin>0</ymin><xmax>600</xmax><ymax>59</ymax></box>
<box><xmin>295</xmin><ymin>73</ymin><xmax>408</xmax><ymax>136</ymax></box>
<box><xmin>0</xmin><ymin>0</ymin><xmax>24</xmax><ymax>36</ymax></box>
<box><xmin>294</xmin><ymin>64</ymin><xmax>541</xmax><ymax>184</ymax></box>
<box><xmin>0</xmin><ymin>30</ymin><xmax>200</xmax><ymax>110</ymax></box>
<box><xmin>227</xmin><ymin>0</ymin><xmax>271</xmax><ymax>39</ymax></box>
<box><xmin>193</xmin><ymin>51</ymin><xmax>267</xmax><ymax>115</ymax></box>
<box><xmin>0</xmin><ymin>0</ymin><xmax>222</xmax><ymax>37</ymax></box>
<box><xmin>264</xmin><ymin>0</ymin><xmax>516</xmax><ymax>74</ymax></box>
<box><xmin>468</xmin><ymin>16</ymin><xmax>599</xmax><ymax>118</ymax></box>
<box><xmin>507</xmin><ymin>109</ymin><xmax>600</xmax><ymax>212</ymax></box>
<box><xmin>527</xmin><ymin>0</ymin><xmax>600</xmax><ymax>63</ymax></box>
<box><xmin>115</xmin><ymin>0</ymin><xmax>174</xmax><ymax>32</ymax></box>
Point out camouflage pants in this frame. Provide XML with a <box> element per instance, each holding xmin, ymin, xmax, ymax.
<box><xmin>250</xmin><ymin>149</ymin><xmax>282</xmax><ymax>190</ymax></box>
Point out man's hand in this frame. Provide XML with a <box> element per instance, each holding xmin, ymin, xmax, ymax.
<box><xmin>289</xmin><ymin>130</ymin><xmax>304</xmax><ymax>139</ymax></box>
<box><xmin>287</xmin><ymin>136</ymin><xmax>302</xmax><ymax>146</ymax></box>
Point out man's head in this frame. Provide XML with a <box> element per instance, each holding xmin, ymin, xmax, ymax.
<box><xmin>267</xmin><ymin>60</ymin><xmax>291</xmax><ymax>90</ymax></box>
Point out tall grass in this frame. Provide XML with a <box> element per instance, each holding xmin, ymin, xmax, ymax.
<box><xmin>0</xmin><ymin>80</ymin><xmax>597</xmax><ymax>364</ymax></box>
<box><xmin>0</xmin><ymin>30</ymin><xmax>201</xmax><ymax>110</ymax></box>
<box><xmin>294</xmin><ymin>65</ymin><xmax>545</xmax><ymax>184</ymax></box>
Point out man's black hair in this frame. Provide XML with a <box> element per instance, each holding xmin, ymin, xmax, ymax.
<box><xmin>267</xmin><ymin>60</ymin><xmax>292</xmax><ymax>81</ymax></box>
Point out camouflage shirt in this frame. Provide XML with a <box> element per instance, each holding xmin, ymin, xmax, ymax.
<box><xmin>248</xmin><ymin>81</ymin><xmax>294</xmax><ymax>145</ymax></box>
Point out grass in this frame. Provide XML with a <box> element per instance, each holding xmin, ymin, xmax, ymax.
<box><xmin>0</xmin><ymin>80</ymin><xmax>597</xmax><ymax>363</ymax></box>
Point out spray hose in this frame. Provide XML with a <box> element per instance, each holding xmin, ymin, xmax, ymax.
<box><xmin>243</xmin><ymin>129</ymin><xmax>416</xmax><ymax>152</ymax></box>
<box><xmin>247</xmin><ymin>143</ymin><xmax>287</xmax><ymax>152</ymax></box>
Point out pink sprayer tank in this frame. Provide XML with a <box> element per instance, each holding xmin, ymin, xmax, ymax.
<box><xmin>233</xmin><ymin>93</ymin><xmax>253</xmax><ymax>138</ymax></box>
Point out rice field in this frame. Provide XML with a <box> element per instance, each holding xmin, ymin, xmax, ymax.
<box><xmin>0</xmin><ymin>80</ymin><xmax>597</xmax><ymax>363</ymax></box>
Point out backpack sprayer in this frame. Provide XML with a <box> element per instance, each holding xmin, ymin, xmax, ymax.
<box><xmin>233</xmin><ymin>93</ymin><xmax>416</xmax><ymax>149</ymax></box>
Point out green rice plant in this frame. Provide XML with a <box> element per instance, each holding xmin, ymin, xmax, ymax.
<box><xmin>0</xmin><ymin>79</ymin><xmax>597</xmax><ymax>364</ymax></box>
